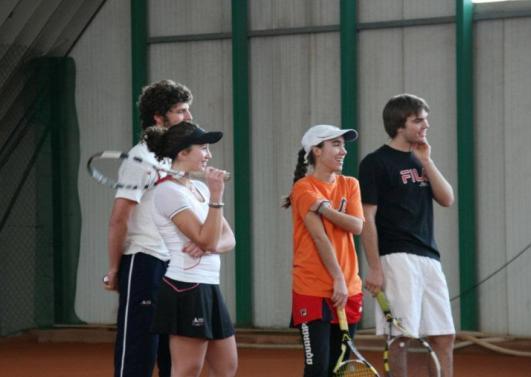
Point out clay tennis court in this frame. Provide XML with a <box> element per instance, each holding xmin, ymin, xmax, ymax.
<box><xmin>1</xmin><ymin>328</ymin><xmax>530</xmax><ymax>376</ymax></box>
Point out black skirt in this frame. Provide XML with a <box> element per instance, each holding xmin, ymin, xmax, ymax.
<box><xmin>152</xmin><ymin>277</ymin><xmax>235</xmax><ymax>340</ymax></box>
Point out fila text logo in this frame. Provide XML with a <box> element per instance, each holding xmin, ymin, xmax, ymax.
<box><xmin>400</xmin><ymin>168</ymin><xmax>428</xmax><ymax>184</ymax></box>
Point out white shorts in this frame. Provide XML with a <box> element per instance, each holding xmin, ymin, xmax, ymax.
<box><xmin>375</xmin><ymin>253</ymin><xmax>455</xmax><ymax>338</ymax></box>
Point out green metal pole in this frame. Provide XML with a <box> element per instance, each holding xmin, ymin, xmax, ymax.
<box><xmin>339</xmin><ymin>1</ymin><xmax>362</xmax><ymax>259</ymax></box>
<box><xmin>131</xmin><ymin>0</ymin><xmax>148</xmax><ymax>144</ymax></box>
<box><xmin>340</xmin><ymin>0</ymin><xmax>358</xmax><ymax>178</ymax></box>
<box><xmin>456</xmin><ymin>0</ymin><xmax>477</xmax><ymax>330</ymax></box>
<box><xmin>232</xmin><ymin>0</ymin><xmax>253</xmax><ymax>326</ymax></box>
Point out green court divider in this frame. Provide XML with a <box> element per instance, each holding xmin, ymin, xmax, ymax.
<box><xmin>33</xmin><ymin>57</ymin><xmax>83</xmax><ymax>325</ymax></box>
<box><xmin>340</xmin><ymin>0</ymin><xmax>358</xmax><ymax>178</ymax></box>
<box><xmin>130</xmin><ymin>0</ymin><xmax>148</xmax><ymax>145</ymax></box>
<box><xmin>456</xmin><ymin>0</ymin><xmax>478</xmax><ymax>331</ymax></box>
<box><xmin>232</xmin><ymin>0</ymin><xmax>253</xmax><ymax>327</ymax></box>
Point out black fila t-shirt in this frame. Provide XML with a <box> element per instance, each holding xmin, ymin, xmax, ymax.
<box><xmin>359</xmin><ymin>144</ymin><xmax>439</xmax><ymax>260</ymax></box>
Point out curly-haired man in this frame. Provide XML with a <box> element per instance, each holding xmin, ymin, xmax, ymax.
<box><xmin>104</xmin><ymin>80</ymin><xmax>193</xmax><ymax>377</ymax></box>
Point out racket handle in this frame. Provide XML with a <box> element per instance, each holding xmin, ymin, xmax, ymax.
<box><xmin>336</xmin><ymin>308</ymin><xmax>349</xmax><ymax>332</ymax></box>
<box><xmin>189</xmin><ymin>170</ymin><xmax>231</xmax><ymax>181</ymax></box>
<box><xmin>375</xmin><ymin>291</ymin><xmax>393</xmax><ymax>319</ymax></box>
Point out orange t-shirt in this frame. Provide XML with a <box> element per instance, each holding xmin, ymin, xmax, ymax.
<box><xmin>291</xmin><ymin>175</ymin><xmax>364</xmax><ymax>298</ymax></box>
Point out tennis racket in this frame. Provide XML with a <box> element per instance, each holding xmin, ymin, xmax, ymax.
<box><xmin>333</xmin><ymin>308</ymin><xmax>380</xmax><ymax>377</ymax></box>
<box><xmin>375</xmin><ymin>291</ymin><xmax>441</xmax><ymax>377</ymax></box>
<box><xmin>87</xmin><ymin>150</ymin><xmax>230</xmax><ymax>190</ymax></box>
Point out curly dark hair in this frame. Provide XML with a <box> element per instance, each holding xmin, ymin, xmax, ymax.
<box><xmin>142</xmin><ymin>121</ymin><xmax>198</xmax><ymax>162</ymax></box>
<box><xmin>137</xmin><ymin>80</ymin><xmax>193</xmax><ymax>130</ymax></box>
<box><xmin>382</xmin><ymin>93</ymin><xmax>430</xmax><ymax>138</ymax></box>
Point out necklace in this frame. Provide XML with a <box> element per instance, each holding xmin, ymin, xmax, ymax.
<box><xmin>181</xmin><ymin>179</ymin><xmax>205</xmax><ymax>202</ymax></box>
<box><xmin>176</xmin><ymin>177</ymin><xmax>194</xmax><ymax>191</ymax></box>
<box><xmin>170</xmin><ymin>173</ymin><xmax>203</xmax><ymax>201</ymax></box>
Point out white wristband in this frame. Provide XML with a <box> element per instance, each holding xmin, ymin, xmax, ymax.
<box><xmin>317</xmin><ymin>201</ymin><xmax>331</xmax><ymax>215</ymax></box>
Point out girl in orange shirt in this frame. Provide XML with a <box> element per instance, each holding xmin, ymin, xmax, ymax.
<box><xmin>283</xmin><ymin>124</ymin><xmax>365</xmax><ymax>377</ymax></box>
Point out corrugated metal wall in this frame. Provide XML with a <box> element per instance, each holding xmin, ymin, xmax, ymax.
<box><xmin>72</xmin><ymin>0</ymin><xmax>237</xmax><ymax>323</ymax></box>
<box><xmin>358</xmin><ymin>0</ymin><xmax>454</xmax><ymax>21</ymax></box>
<box><xmin>70</xmin><ymin>0</ymin><xmax>531</xmax><ymax>335</ymax></box>
<box><xmin>250</xmin><ymin>1</ymin><xmax>341</xmax><ymax>328</ymax></box>
<box><xmin>476</xmin><ymin>16</ymin><xmax>531</xmax><ymax>337</ymax></box>
<box><xmin>148</xmin><ymin>0</ymin><xmax>236</xmax><ymax>319</ymax></box>
<box><xmin>72</xmin><ymin>0</ymin><xmax>132</xmax><ymax>323</ymax></box>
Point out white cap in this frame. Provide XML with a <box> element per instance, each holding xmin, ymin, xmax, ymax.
<box><xmin>301</xmin><ymin>124</ymin><xmax>359</xmax><ymax>158</ymax></box>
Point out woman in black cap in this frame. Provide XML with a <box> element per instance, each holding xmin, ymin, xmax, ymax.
<box><xmin>144</xmin><ymin>121</ymin><xmax>237</xmax><ymax>377</ymax></box>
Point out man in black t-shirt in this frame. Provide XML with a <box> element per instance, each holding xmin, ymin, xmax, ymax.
<box><xmin>359</xmin><ymin>94</ymin><xmax>455</xmax><ymax>377</ymax></box>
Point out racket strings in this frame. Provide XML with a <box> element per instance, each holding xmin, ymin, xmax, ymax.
<box><xmin>87</xmin><ymin>152</ymin><xmax>230</xmax><ymax>191</ymax></box>
<box><xmin>386</xmin><ymin>339</ymin><xmax>439</xmax><ymax>377</ymax></box>
<box><xmin>407</xmin><ymin>345</ymin><xmax>434</xmax><ymax>376</ymax></box>
<box><xmin>87</xmin><ymin>152</ymin><xmax>178</xmax><ymax>191</ymax></box>
<box><xmin>335</xmin><ymin>360</ymin><xmax>378</xmax><ymax>376</ymax></box>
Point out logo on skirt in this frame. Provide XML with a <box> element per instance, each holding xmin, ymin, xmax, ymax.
<box><xmin>192</xmin><ymin>317</ymin><xmax>204</xmax><ymax>327</ymax></box>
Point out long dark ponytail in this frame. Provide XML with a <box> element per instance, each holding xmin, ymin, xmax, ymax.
<box><xmin>282</xmin><ymin>148</ymin><xmax>316</xmax><ymax>208</ymax></box>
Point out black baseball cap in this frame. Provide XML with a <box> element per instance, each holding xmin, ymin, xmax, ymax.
<box><xmin>173</xmin><ymin>122</ymin><xmax>223</xmax><ymax>154</ymax></box>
